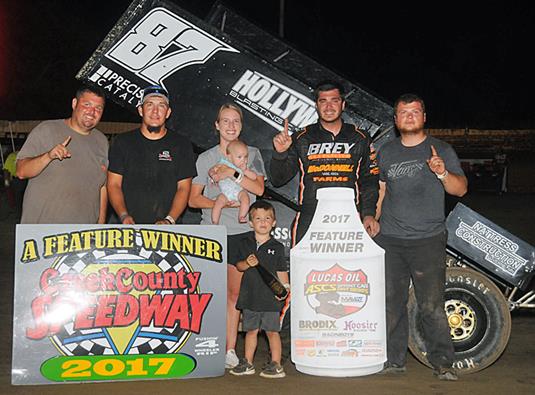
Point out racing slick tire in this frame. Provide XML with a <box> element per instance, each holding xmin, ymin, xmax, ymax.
<box><xmin>408</xmin><ymin>266</ymin><xmax>511</xmax><ymax>375</ymax></box>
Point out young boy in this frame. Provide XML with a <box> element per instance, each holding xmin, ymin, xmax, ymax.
<box><xmin>210</xmin><ymin>140</ymin><xmax>258</xmax><ymax>224</ymax></box>
<box><xmin>229</xmin><ymin>200</ymin><xmax>289</xmax><ymax>378</ymax></box>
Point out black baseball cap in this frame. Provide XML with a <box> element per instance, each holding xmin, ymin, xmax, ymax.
<box><xmin>139</xmin><ymin>84</ymin><xmax>169</xmax><ymax>106</ymax></box>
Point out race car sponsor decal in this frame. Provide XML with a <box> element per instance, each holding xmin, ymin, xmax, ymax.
<box><xmin>229</xmin><ymin>69</ymin><xmax>317</xmax><ymax>131</ymax></box>
<box><xmin>455</xmin><ymin>220</ymin><xmax>527</xmax><ymax>275</ymax></box>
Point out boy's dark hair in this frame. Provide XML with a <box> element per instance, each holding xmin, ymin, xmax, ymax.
<box><xmin>248</xmin><ymin>200</ymin><xmax>276</xmax><ymax>220</ymax></box>
<box><xmin>313</xmin><ymin>80</ymin><xmax>346</xmax><ymax>101</ymax></box>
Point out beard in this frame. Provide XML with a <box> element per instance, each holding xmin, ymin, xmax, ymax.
<box><xmin>399</xmin><ymin>127</ymin><xmax>420</xmax><ymax>135</ymax></box>
<box><xmin>147</xmin><ymin>124</ymin><xmax>164</xmax><ymax>133</ymax></box>
<box><xmin>398</xmin><ymin>123</ymin><xmax>424</xmax><ymax>135</ymax></box>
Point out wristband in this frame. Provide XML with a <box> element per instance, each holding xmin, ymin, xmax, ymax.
<box><xmin>119</xmin><ymin>213</ymin><xmax>130</xmax><ymax>222</ymax></box>
<box><xmin>282</xmin><ymin>283</ymin><xmax>290</xmax><ymax>290</ymax></box>
<box><xmin>164</xmin><ymin>215</ymin><xmax>176</xmax><ymax>224</ymax></box>
<box><xmin>436</xmin><ymin>170</ymin><xmax>448</xmax><ymax>180</ymax></box>
<box><xmin>234</xmin><ymin>171</ymin><xmax>244</xmax><ymax>184</ymax></box>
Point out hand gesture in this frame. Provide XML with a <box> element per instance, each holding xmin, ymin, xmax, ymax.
<box><xmin>48</xmin><ymin>136</ymin><xmax>72</xmax><ymax>161</ymax></box>
<box><xmin>273</xmin><ymin>119</ymin><xmax>292</xmax><ymax>153</ymax></box>
<box><xmin>427</xmin><ymin>145</ymin><xmax>446</xmax><ymax>175</ymax></box>
<box><xmin>246</xmin><ymin>254</ymin><xmax>258</xmax><ymax>267</ymax></box>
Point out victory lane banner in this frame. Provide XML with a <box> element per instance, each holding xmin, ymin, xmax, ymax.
<box><xmin>12</xmin><ymin>225</ymin><xmax>226</xmax><ymax>385</ymax></box>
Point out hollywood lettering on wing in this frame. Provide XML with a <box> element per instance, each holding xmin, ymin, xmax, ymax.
<box><xmin>229</xmin><ymin>69</ymin><xmax>317</xmax><ymax>131</ymax></box>
<box><xmin>455</xmin><ymin>221</ymin><xmax>527</xmax><ymax>275</ymax></box>
<box><xmin>22</xmin><ymin>228</ymin><xmax>223</xmax><ymax>341</ymax></box>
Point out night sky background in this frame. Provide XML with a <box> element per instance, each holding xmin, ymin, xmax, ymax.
<box><xmin>2</xmin><ymin>0</ymin><xmax>535</xmax><ymax>129</ymax></box>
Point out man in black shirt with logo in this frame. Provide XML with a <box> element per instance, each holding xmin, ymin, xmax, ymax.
<box><xmin>270</xmin><ymin>80</ymin><xmax>380</xmax><ymax>244</ymax></box>
<box><xmin>108</xmin><ymin>85</ymin><xmax>196</xmax><ymax>224</ymax></box>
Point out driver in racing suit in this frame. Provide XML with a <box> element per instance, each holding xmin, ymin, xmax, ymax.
<box><xmin>270</xmin><ymin>80</ymin><xmax>380</xmax><ymax>244</ymax></box>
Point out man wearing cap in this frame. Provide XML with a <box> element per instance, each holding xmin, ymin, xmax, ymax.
<box><xmin>107</xmin><ymin>85</ymin><xmax>196</xmax><ymax>224</ymax></box>
<box><xmin>16</xmin><ymin>85</ymin><xmax>108</xmax><ymax>224</ymax></box>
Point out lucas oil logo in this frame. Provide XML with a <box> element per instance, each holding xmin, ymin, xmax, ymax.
<box><xmin>229</xmin><ymin>70</ymin><xmax>318</xmax><ymax>132</ymax></box>
<box><xmin>305</xmin><ymin>264</ymin><xmax>369</xmax><ymax>319</ymax></box>
<box><xmin>104</xmin><ymin>8</ymin><xmax>238</xmax><ymax>88</ymax></box>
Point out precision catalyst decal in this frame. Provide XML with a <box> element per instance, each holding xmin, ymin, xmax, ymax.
<box><xmin>229</xmin><ymin>70</ymin><xmax>318</xmax><ymax>132</ymax></box>
<box><xmin>455</xmin><ymin>220</ymin><xmax>527</xmax><ymax>275</ymax></box>
<box><xmin>88</xmin><ymin>65</ymin><xmax>144</xmax><ymax>105</ymax></box>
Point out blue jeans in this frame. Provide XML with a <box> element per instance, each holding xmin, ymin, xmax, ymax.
<box><xmin>376</xmin><ymin>232</ymin><xmax>454</xmax><ymax>369</ymax></box>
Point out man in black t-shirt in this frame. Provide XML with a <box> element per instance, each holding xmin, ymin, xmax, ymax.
<box><xmin>107</xmin><ymin>85</ymin><xmax>196</xmax><ymax>224</ymax></box>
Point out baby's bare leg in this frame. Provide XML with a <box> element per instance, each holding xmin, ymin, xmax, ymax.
<box><xmin>211</xmin><ymin>194</ymin><xmax>229</xmax><ymax>225</ymax></box>
<box><xmin>237</xmin><ymin>190</ymin><xmax>250</xmax><ymax>223</ymax></box>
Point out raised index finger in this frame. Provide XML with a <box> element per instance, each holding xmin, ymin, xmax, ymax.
<box><xmin>430</xmin><ymin>144</ymin><xmax>438</xmax><ymax>157</ymax></box>
<box><xmin>283</xmin><ymin>118</ymin><xmax>289</xmax><ymax>136</ymax></box>
<box><xmin>62</xmin><ymin>136</ymin><xmax>72</xmax><ymax>147</ymax></box>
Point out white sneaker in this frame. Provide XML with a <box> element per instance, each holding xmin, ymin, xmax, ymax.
<box><xmin>225</xmin><ymin>349</ymin><xmax>239</xmax><ymax>369</ymax></box>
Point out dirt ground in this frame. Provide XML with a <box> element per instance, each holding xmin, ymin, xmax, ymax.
<box><xmin>1</xmin><ymin>192</ymin><xmax>534</xmax><ymax>395</ymax></box>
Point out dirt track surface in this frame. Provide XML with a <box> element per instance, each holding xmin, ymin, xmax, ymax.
<box><xmin>1</xmin><ymin>193</ymin><xmax>534</xmax><ymax>394</ymax></box>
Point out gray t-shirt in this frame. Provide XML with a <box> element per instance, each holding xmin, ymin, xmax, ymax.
<box><xmin>378</xmin><ymin>135</ymin><xmax>464</xmax><ymax>239</ymax></box>
<box><xmin>192</xmin><ymin>145</ymin><xmax>266</xmax><ymax>235</ymax></box>
<box><xmin>17</xmin><ymin>119</ymin><xmax>108</xmax><ymax>224</ymax></box>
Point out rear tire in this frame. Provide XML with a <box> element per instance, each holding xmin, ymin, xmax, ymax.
<box><xmin>408</xmin><ymin>266</ymin><xmax>511</xmax><ymax>374</ymax></box>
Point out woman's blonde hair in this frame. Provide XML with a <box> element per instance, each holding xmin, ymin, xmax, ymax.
<box><xmin>216</xmin><ymin>103</ymin><xmax>243</xmax><ymax>122</ymax></box>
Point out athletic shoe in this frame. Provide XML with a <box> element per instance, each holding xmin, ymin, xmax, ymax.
<box><xmin>378</xmin><ymin>362</ymin><xmax>407</xmax><ymax>374</ymax></box>
<box><xmin>259</xmin><ymin>361</ymin><xmax>286</xmax><ymax>378</ymax></box>
<box><xmin>433</xmin><ymin>367</ymin><xmax>458</xmax><ymax>381</ymax></box>
<box><xmin>229</xmin><ymin>359</ymin><xmax>255</xmax><ymax>376</ymax></box>
<box><xmin>225</xmin><ymin>349</ymin><xmax>239</xmax><ymax>369</ymax></box>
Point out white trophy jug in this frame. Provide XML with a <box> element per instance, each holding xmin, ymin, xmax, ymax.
<box><xmin>290</xmin><ymin>187</ymin><xmax>386</xmax><ymax>376</ymax></box>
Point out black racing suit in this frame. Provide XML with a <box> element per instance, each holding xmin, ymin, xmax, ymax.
<box><xmin>270</xmin><ymin>121</ymin><xmax>379</xmax><ymax>244</ymax></box>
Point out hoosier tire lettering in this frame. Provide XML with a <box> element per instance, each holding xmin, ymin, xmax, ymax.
<box><xmin>408</xmin><ymin>266</ymin><xmax>512</xmax><ymax>375</ymax></box>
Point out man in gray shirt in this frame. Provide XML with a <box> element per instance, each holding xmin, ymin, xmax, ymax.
<box><xmin>16</xmin><ymin>86</ymin><xmax>108</xmax><ymax>224</ymax></box>
<box><xmin>376</xmin><ymin>93</ymin><xmax>467</xmax><ymax>381</ymax></box>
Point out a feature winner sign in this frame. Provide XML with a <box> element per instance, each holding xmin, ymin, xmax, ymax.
<box><xmin>12</xmin><ymin>225</ymin><xmax>226</xmax><ymax>385</ymax></box>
